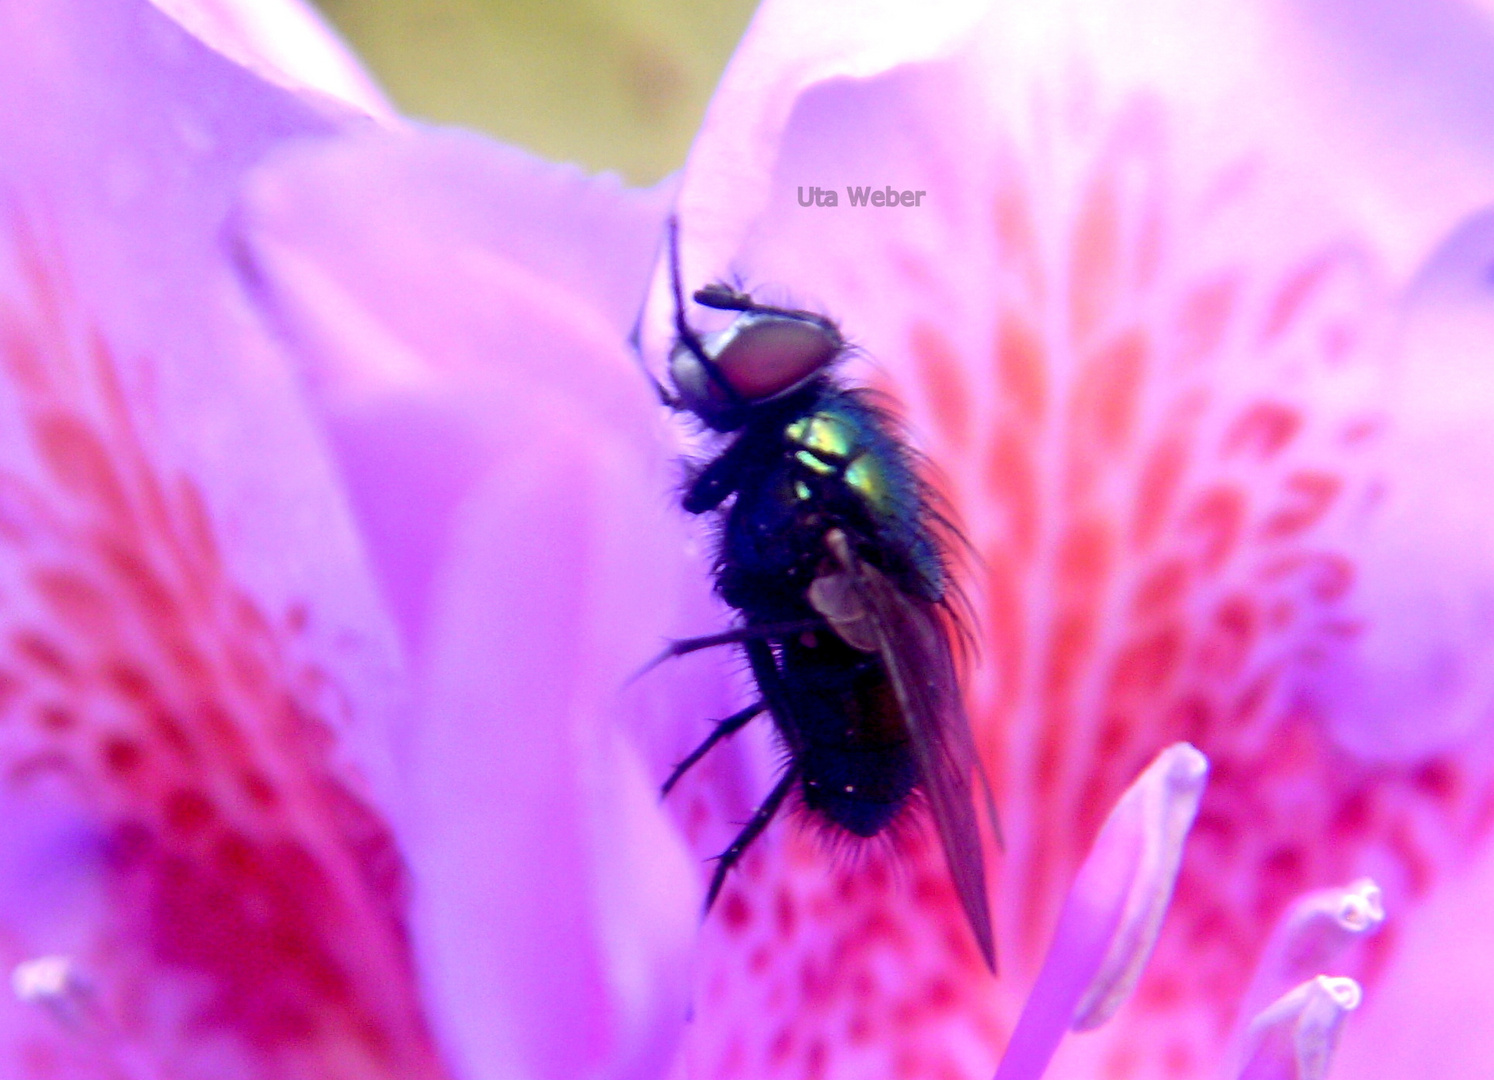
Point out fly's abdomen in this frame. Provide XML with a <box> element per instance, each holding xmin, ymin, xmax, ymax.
<box><xmin>776</xmin><ymin>634</ymin><xmax>917</xmax><ymax>838</ymax></box>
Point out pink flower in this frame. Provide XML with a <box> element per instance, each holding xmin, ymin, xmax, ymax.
<box><xmin>634</xmin><ymin>1</ymin><xmax>1494</xmax><ymax>1075</ymax></box>
<box><xmin>3</xmin><ymin>0</ymin><xmax>1494</xmax><ymax>1079</ymax></box>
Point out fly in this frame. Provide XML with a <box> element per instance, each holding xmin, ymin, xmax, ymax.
<box><xmin>643</xmin><ymin>219</ymin><xmax>999</xmax><ymax>972</ymax></box>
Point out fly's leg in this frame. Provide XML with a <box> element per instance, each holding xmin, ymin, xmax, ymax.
<box><xmin>700</xmin><ymin>637</ymin><xmax>803</xmax><ymax>912</ymax></box>
<box><xmin>661</xmin><ymin>700</ymin><xmax>766</xmax><ymax>797</ymax></box>
<box><xmin>629</xmin><ymin>619</ymin><xmax>825</xmax><ymax>682</ymax></box>
<box><xmin>704</xmin><ymin>763</ymin><xmax>800</xmax><ymax>912</ymax></box>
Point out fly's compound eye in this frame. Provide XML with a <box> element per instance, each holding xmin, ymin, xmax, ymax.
<box><xmin>669</xmin><ymin>311</ymin><xmax>843</xmax><ymax>426</ymax></box>
<box><xmin>711</xmin><ymin>313</ymin><xmax>842</xmax><ymax>401</ymax></box>
<box><xmin>668</xmin><ymin>342</ymin><xmax>736</xmax><ymax>418</ymax></box>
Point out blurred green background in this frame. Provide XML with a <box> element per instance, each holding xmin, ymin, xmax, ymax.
<box><xmin>311</xmin><ymin>0</ymin><xmax>759</xmax><ymax>184</ymax></box>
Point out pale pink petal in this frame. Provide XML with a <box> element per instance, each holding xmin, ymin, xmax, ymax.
<box><xmin>1311</xmin><ymin>209</ymin><xmax>1494</xmax><ymax>762</ymax></box>
<box><xmin>231</xmin><ymin>121</ymin><xmax>745</xmax><ymax>781</ymax></box>
<box><xmin>233</xmin><ymin>123</ymin><xmax>736</xmax><ymax>1080</ymax></box>
<box><xmin>1331</xmin><ymin>843</ymin><xmax>1494</xmax><ymax>1077</ymax></box>
<box><xmin>233</xmin><ymin>125</ymin><xmax>678</xmax><ymax>656</ymax></box>
<box><xmin>146</xmin><ymin>0</ymin><xmax>395</xmax><ymax>119</ymax></box>
<box><xmin>406</xmin><ymin>421</ymin><xmax>702</xmax><ymax>1080</ymax></box>
<box><xmin>995</xmin><ymin>743</ymin><xmax>1207</xmax><ymax>1080</ymax></box>
<box><xmin>636</xmin><ymin>0</ymin><xmax>990</xmax><ymax>372</ymax></box>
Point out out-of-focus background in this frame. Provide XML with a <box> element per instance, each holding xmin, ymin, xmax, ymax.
<box><xmin>311</xmin><ymin>0</ymin><xmax>759</xmax><ymax>184</ymax></box>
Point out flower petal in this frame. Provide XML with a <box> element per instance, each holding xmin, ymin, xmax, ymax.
<box><xmin>994</xmin><ymin>743</ymin><xmax>1207</xmax><ymax>1080</ymax></box>
<box><xmin>233</xmin><ymin>124</ymin><xmax>677</xmax><ymax>657</ymax></box>
<box><xmin>233</xmin><ymin>115</ymin><xmax>736</xmax><ymax>1080</ymax></box>
<box><xmin>405</xmin><ymin>426</ymin><xmax>706</xmax><ymax>1080</ymax></box>
<box><xmin>1</xmin><ymin>0</ymin><xmax>452</xmax><ymax>1074</ymax></box>
<box><xmin>658</xmin><ymin>2</ymin><xmax>1494</xmax><ymax>1074</ymax></box>
<box><xmin>145</xmin><ymin>0</ymin><xmax>394</xmax><ymax>118</ymax></box>
<box><xmin>1310</xmin><ymin>207</ymin><xmax>1494</xmax><ymax>762</ymax></box>
<box><xmin>636</xmin><ymin>0</ymin><xmax>990</xmax><ymax>371</ymax></box>
<box><xmin>1331</xmin><ymin>839</ymin><xmax>1494</xmax><ymax>1077</ymax></box>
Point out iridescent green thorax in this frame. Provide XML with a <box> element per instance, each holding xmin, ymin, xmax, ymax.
<box><xmin>704</xmin><ymin>385</ymin><xmax>946</xmax><ymax>617</ymax></box>
<box><xmin>786</xmin><ymin>394</ymin><xmax>942</xmax><ymax>590</ymax></box>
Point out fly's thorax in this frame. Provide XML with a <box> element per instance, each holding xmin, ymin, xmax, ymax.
<box><xmin>711</xmin><ymin>389</ymin><xmax>947</xmax><ymax>611</ymax></box>
<box><xmin>782</xmin><ymin>406</ymin><xmax>890</xmax><ymax>514</ymax></box>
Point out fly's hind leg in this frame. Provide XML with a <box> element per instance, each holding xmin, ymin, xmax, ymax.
<box><xmin>661</xmin><ymin>700</ymin><xmax>766</xmax><ymax>797</ymax></box>
<box><xmin>705</xmin><ymin>764</ymin><xmax>800</xmax><ymax>912</ymax></box>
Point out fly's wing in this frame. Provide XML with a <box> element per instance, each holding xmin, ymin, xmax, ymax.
<box><xmin>813</xmin><ymin>531</ymin><xmax>998</xmax><ymax>973</ymax></box>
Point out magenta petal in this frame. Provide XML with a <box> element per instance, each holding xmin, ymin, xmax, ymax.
<box><xmin>1</xmin><ymin>0</ymin><xmax>465</xmax><ymax>1074</ymax></box>
<box><xmin>995</xmin><ymin>744</ymin><xmax>1208</xmax><ymax>1080</ymax></box>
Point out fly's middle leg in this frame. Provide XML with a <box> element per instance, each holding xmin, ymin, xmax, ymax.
<box><xmin>661</xmin><ymin>699</ymin><xmax>766</xmax><ymax>797</ymax></box>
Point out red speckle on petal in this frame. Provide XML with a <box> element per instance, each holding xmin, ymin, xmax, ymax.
<box><xmin>1073</xmin><ymin>328</ymin><xmax>1148</xmax><ymax>454</ymax></box>
<box><xmin>1181</xmin><ymin>485</ymin><xmax>1246</xmax><ymax>573</ymax></box>
<box><xmin>1070</xmin><ymin>162</ymin><xmax>1123</xmax><ymax>345</ymax></box>
<box><xmin>984</xmin><ymin>428</ymin><xmax>1040</xmax><ymax>560</ymax></box>
<box><xmin>1223</xmin><ymin>401</ymin><xmax>1302</xmax><ymax>460</ymax></box>
<box><xmin>1258</xmin><ymin>471</ymin><xmax>1341</xmax><ymax>540</ymax></box>
<box><xmin>912</xmin><ymin>320</ymin><xmax>973</xmax><ymax>451</ymax></box>
<box><xmin>0</xmin><ymin>218</ymin><xmax>451</xmax><ymax>1078</ymax></box>
<box><xmin>721</xmin><ymin>889</ymin><xmax>753</xmax><ymax>935</ymax></box>
<box><xmin>1175</xmin><ymin>274</ymin><xmax>1240</xmax><ymax>365</ymax></box>
<box><xmin>995</xmin><ymin>313</ymin><xmax>1048</xmax><ymax>425</ymax></box>
<box><xmin>1132</xmin><ymin>434</ymin><xmax>1191</xmax><ymax>550</ymax></box>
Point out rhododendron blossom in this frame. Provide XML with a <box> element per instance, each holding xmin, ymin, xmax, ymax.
<box><xmin>3</xmin><ymin>0</ymin><xmax>1494</xmax><ymax>1079</ymax></box>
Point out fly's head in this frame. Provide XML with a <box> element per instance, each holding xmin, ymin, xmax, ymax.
<box><xmin>665</xmin><ymin>222</ymin><xmax>845</xmax><ymax>432</ymax></box>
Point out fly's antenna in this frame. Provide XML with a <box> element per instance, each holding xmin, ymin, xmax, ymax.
<box><xmin>669</xmin><ymin>216</ymin><xmax>706</xmax><ymax>362</ymax></box>
<box><xmin>694</xmin><ymin>281</ymin><xmax>844</xmax><ymax>345</ymax></box>
<box><xmin>667</xmin><ymin>215</ymin><xmax>743</xmax><ymax>408</ymax></box>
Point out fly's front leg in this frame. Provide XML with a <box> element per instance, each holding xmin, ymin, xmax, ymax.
<box><xmin>629</xmin><ymin>618</ymin><xmax>825</xmax><ymax>682</ymax></box>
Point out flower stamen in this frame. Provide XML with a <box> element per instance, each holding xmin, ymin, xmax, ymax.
<box><xmin>994</xmin><ymin>742</ymin><xmax>1208</xmax><ymax>1080</ymax></box>
<box><xmin>1237</xmin><ymin>975</ymin><xmax>1362</xmax><ymax>1080</ymax></box>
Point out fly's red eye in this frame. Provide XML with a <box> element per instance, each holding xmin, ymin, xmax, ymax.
<box><xmin>712</xmin><ymin>314</ymin><xmax>841</xmax><ymax>401</ymax></box>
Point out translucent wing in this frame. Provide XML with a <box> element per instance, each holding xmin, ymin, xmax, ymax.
<box><xmin>811</xmin><ymin>531</ymin><xmax>998</xmax><ymax>972</ymax></box>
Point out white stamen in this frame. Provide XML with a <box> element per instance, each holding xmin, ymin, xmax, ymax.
<box><xmin>13</xmin><ymin>956</ymin><xmax>153</xmax><ymax>1080</ymax></box>
<box><xmin>1238</xmin><ymin>975</ymin><xmax>1362</xmax><ymax>1080</ymax></box>
<box><xmin>1239</xmin><ymin>878</ymin><xmax>1384</xmax><ymax>1021</ymax></box>
<box><xmin>993</xmin><ymin>744</ymin><xmax>1209</xmax><ymax>1080</ymax></box>
<box><xmin>1072</xmin><ymin>742</ymin><xmax>1210</xmax><ymax>1030</ymax></box>
<box><xmin>13</xmin><ymin>955</ymin><xmax>75</xmax><ymax>1003</ymax></box>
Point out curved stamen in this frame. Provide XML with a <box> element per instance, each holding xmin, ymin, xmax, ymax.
<box><xmin>994</xmin><ymin>743</ymin><xmax>1209</xmax><ymax>1080</ymax></box>
<box><xmin>1237</xmin><ymin>975</ymin><xmax>1362</xmax><ymax>1080</ymax></box>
